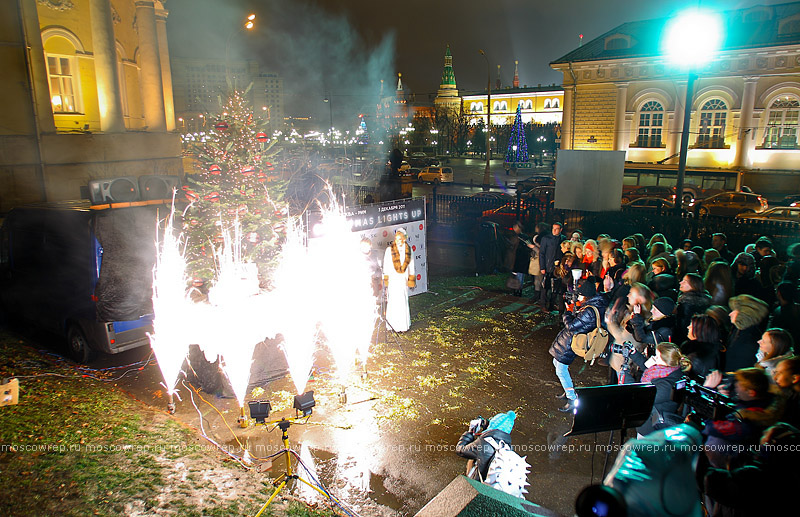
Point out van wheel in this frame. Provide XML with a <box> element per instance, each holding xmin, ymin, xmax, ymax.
<box><xmin>621</xmin><ymin>197</ymin><xmax>630</xmax><ymax>204</ymax></box>
<box><xmin>697</xmin><ymin>206</ymin><xmax>709</xmax><ymax>217</ymax></box>
<box><xmin>434</xmin><ymin>179</ymin><xmax>441</xmax><ymax>185</ymax></box>
<box><xmin>67</xmin><ymin>325</ymin><xmax>92</xmax><ymax>363</ymax></box>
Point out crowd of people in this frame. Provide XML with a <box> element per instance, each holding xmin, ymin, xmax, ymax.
<box><xmin>509</xmin><ymin>221</ymin><xmax>800</xmax><ymax>514</ymax></box>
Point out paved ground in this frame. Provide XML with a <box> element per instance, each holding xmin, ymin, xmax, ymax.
<box><xmin>69</xmin><ymin>276</ymin><xmax>613</xmax><ymax>517</ymax></box>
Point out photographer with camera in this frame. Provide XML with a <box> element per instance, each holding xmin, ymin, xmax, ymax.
<box><xmin>455</xmin><ymin>411</ymin><xmax>515</xmax><ymax>481</ymax></box>
<box><xmin>700</xmin><ymin>367</ymin><xmax>777</xmax><ymax>469</ymax></box>
<box><xmin>549</xmin><ymin>276</ymin><xmax>609</xmax><ymax>412</ymax></box>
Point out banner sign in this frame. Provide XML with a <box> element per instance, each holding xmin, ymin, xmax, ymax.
<box><xmin>308</xmin><ymin>197</ymin><xmax>427</xmax><ymax>295</ymax></box>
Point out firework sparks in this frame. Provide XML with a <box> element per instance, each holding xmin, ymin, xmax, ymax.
<box><xmin>149</xmin><ymin>204</ymin><xmax>193</xmax><ymax>396</ymax></box>
<box><xmin>311</xmin><ymin>194</ymin><xmax>378</xmax><ymax>386</ymax></box>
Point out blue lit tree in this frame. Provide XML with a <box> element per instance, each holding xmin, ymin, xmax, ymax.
<box><xmin>504</xmin><ymin>104</ymin><xmax>529</xmax><ymax>165</ymax></box>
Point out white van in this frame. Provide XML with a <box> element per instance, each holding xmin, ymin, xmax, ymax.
<box><xmin>418</xmin><ymin>166</ymin><xmax>453</xmax><ymax>184</ymax></box>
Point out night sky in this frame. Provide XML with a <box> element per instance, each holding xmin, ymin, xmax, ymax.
<box><xmin>167</xmin><ymin>0</ymin><xmax>788</xmax><ymax>125</ymax></box>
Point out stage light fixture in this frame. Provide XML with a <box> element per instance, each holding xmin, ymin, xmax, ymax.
<box><xmin>293</xmin><ymin>391</ymin><xmax>315</xmax><ymax>416</ymax></box>
<box><xmin>248</xmin><ymin>400</ymin><xmax>272</xmax><ymax>423</ymax></box>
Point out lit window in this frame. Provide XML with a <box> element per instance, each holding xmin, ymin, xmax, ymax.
<box><xmin>636</xmin><ymin>101</ymin><xmax>664</xmax><ymax>147</ymax></box>
<box><xmin>764</xmin><ymin>98</ymin><xmax>800</xmax><ymax>149</ymax></box>
<box><xmin>696</xmin><ymin>99</ymin><xmax>727</xmax><ymax>148</ymax></box>
<box><xmin>47</xmin><ymin>55</ymin><xmax>77</xmax><ymax>113</ymax></box>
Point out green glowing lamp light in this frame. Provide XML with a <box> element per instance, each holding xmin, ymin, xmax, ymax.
<box><xmin>662</xmin><ymin>8</ymin><xmax>722</xmax><ymax>66</ymax></box>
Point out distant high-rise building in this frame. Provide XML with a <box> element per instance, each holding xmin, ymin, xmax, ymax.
<box><xmin>171</xmin><ymin>58</ymin><xmax>283</xmax><ymax>133</ymax></box>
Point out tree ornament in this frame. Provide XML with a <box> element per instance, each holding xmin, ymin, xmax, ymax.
<box><xmin>208</xmin><ymin>164</ymin><xmax>222</xmax><ymax>175</ymax></box>
<box><xmin>256</xmin><ymin>132</ymin><xmax>268</xmax><ymax>142</ymax></box>
<box><xmin>215</xmin><ymin>121</ymin><xmax>229</xmax><ymax>131</ymax></box>
<box><xmin>242</xmin><ymin>166</ymin><xmax>256</xmax><ymax>176</ymax></box>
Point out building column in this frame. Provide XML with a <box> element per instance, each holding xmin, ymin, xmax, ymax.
<box><xmin>666</xmin><ymin>80</ymin><xmax>688</xmax><ymax>162</ymax></box>
<box><xmin>89</xmin><ymin>0</ymin><xmax>125</xmax><ymax>132</ymax></box>
<box><xmin>135</xmin><ymin>0</ymin><xmax>166</xmax><ymax>131</ymax></box>
<box><xmin>733</xmin><ymin>77</ymin><xmax>758</xmax><ymax>170</ymax></box>
<box><xmin>20</xmin><ymin>0</ymin><xmax>55</xmax><ymax>133</ymax></box>
<box><xmin>561</xmin><ymin>86</ymin><xmax>574</xmax><ymax>150</ymax></box>
<box><xmin>155</xmin><ymin>3</ymin><xmax>175</xmax><ymax>131</ymax></box>
<box><xmin>612</xmin><ymin>83</ymin><xmax>629</xmax><ymax>151</ymax></box>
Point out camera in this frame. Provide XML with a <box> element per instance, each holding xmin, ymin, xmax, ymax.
<box><xmin>469</xmin><ymin>416</ymin><xmax>489</xmax><ymax>434</ymax></box>
<box><xmin>671</xmin><ymin>377</ymin><xmax>736</xmax><ymax>422</ymax></box>
<box><xmin>611</xmin><ymin>341</ymin><xmax>635</xmax><ymax>358</ymax></box>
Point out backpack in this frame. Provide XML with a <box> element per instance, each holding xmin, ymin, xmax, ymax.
<box><xmin>570</xmin><ymin>305</ymin><xmax>610</xmax><ymax>364</ymax></box>
<box><xmin>482</xmin><ymin>437</ymin><xmax>530</xmax><ymax>498</ymax></box>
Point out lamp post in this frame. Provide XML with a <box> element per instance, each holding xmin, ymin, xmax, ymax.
<box><xmin>479</xmin><ymin>49</ymin><xmax>491</xmax><ymax>191</ymax></box>
<box><xmin>225</xmin><ymin>14</ymin><xmax>256</xmax><ymax>84</ymax></box>
<box><xmin>663</xmin><ymin>8</ymin><xmax>721</xmax><ymax>216</ymax></box>
<box><xmin>323</xmin><ymin>96</ymin><xmax>333</xmax><ymax>154</ymax></box>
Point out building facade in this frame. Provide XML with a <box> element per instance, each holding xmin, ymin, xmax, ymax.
<box><xmin>551</xmin><ymin>2</ymin><xmax>800</xmax><ymax>194</ymax></box>
<box><xmin>171</xmin><ymin>57</ymin><xmax>284</xmax><ymax>134</ymax></box>
<box><xmin>0</xmin><ymin>0</ymin><xmax>181</xmax><ymax>211</ymax></box>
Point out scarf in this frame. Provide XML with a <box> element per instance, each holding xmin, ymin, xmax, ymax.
<box><xmin>391</xmin><ymin>241</ymin><xmax>411</xmax><ymax>274</ymax></box>
<box><xmin>641</xmin><ymin>364</ymin><xmax>679</xmax><ymax>384</ymax></box>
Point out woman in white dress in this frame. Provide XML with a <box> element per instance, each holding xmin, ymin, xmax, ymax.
<box><xmin>382</xmin><ymin>229</ymin><xmax>415</xmax><ymax>332</ymax></box>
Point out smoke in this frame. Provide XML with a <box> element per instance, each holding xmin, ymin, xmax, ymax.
<box><xmin>247</xmin><ymin>0</ymin><xmax>396</xmax><ymax>132</ymax></box>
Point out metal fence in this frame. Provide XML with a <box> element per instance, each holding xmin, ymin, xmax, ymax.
<box><xmin>330</xmin><ymin>186</ymin><xmax>799</xmax><ymax>254</ymax></box>
<box><xmin>426</xmin><ymin>189</ymin><xmax>800</xmax><ymax>254</ymax></box>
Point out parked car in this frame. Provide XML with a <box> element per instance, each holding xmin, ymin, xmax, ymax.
<box><xmin>480</xmin><ymin>202</ymin><xmax>540</xmax><ymax>228</ymax></box>
<box><xmin>399</xmin><ymin>167</ymin><xmax>420</xmax><ymax>179</ymax></box>
<box><xmin>622</xmin><ymin>197</ymin><xmax>676</xmax><ymax>212</ymax></box>
<box><xmin>690</xmin><ymin>191</ymin><xmax>768</xmax><ymax>217</ymax></box>
<box><xmin>515</xmin><ymin>175</ymin><xmax>555</xmax><ymax>192</ymax></box>
<box><xmin>449</xmin><ymin>192</ymin><xmax>513</xmax><ymax>218</ymax></box>
<box><xmin>621</xmin><ymin>184</ymin><xmax>700</xmax><ymax>204</ymax></box>
<box><xmin>620</xmin><ymin>185</ymin><xmax>676</xmax><ymax>204</ymax></box>
<box><xmin>521</xmin><ymin>185</ymin><xmax>556</xmax><ymax>204</ymax></box>
<box><xmin>774</xmin><ymin>194</ymin><xmax>800</xmax><ymax>207</ymax></box>
<box><xmin>736</xmin><ymin>206</ymin><xmax>800</xmax><ymax>223</ymax></box>
<box><xmin>418</xmin><ymin>166</ymin><xmax>453</xmax><ymax>184</ymax></box>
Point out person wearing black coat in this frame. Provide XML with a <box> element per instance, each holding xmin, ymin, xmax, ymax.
<box><xmin>510</xmin><ymin>222</ymin><xmax>534</xmax><ymax>296</ymax></box>
<box><xmin>630</xmin><ymin>296</ymin><xmax>676</xmax><ymax>349</ymax></box>
<box><xmin>627</xmin><ymin>343</ymin><xmax>685</xmax><ymax>436</ymax></box>
<box><xmin>726</xmin><ymin>295</ymin><xmax>770</xmax><ymax>372</ymax></box>
<box><xmin>549</xmin><ymin>278</ymin><xmax>609</xmax><ymax>412</ymax></box>
<box><xmin>675</xmin><ymin>274</ymin><xmax>712</xmax><ymax>344</ymax></box>
<box><xmin>648</xmin><ymin>273</ymin><xmax>679</xmax><ymax>301</ymax></box>
<box><xmin>538</xmin><ymin>222</ymin><xmax>566</xmax><ymax>309</ymax></box>
<box><xmin>456</xmin><ymin>411</ymin><xmax>516</xmax><ymax>481</ymax></box>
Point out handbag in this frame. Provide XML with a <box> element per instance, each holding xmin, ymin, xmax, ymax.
<box><xmin>570</xmin><ymin>306</ymin><xmax>610</xmax><ymax>364</ymax></box>
<box><xmin>506</xmin><ymin>275</ymin><xmax>522</xmax><ymax>290</ymax></box>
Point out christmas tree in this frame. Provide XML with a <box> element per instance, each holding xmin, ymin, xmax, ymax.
<box><xmin>182</xmin><ymin>85</ymin><xmax>286</xmax><ymax>288</ymax></box>
<box><xmin>504</xmin><ymin>104</ymin><xmax>529</xmax><ymax>165</ymax></box>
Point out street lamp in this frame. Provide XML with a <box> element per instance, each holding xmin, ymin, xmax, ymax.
<box><xmin>662</xmin><ymin>8</ymin><xmax>721</xmax><ymax>215</ymax></box>
<box><xmin>479</xmin><ymin>49</ymin><xmax>491</xmax><ymax>191</ymax></box>
<box><xmin>323</xmin><ymin>96</ymin><xmax>333</xmax><ymax>147</ymax></box>
<box><xmin>225</xmin><ymin>13</ymin><xmax>256</xmax><ymax>84</ymax></box>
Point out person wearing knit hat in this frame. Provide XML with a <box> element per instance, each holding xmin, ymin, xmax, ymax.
<box><xmin>726</xmin><ymin>294</ymin><xmax>770</xmax><ymax>371</ymax></box>
<box><xmin>456</xmin><ymin>411</ymin><xmax>516</xmax><ymax>482</ymax></box>
<box><xmin>732</xmin><ymin>252</ymin><xmax>761</xmax><ymax>298</ymax></box>
<box><xmin>630</xmin><ymin>295</ymin><xmax>676</xmax><ymax>347</ymax></box>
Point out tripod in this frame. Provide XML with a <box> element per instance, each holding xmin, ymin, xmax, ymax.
<box><xmin>254</xmin><ymin>418</ymin><xmax>335</xmax><ymax>516</ymax></box>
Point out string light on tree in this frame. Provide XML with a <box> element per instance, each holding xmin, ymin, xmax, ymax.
<box><xmin>183</xmin><ymin>86</ymin><xmax>287</xmax><ymax>287</ymax></box>
<box><xmin>504</xmin><ymin>104</ymin><xmax>529</xmax><ymax>167</ymax></box>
